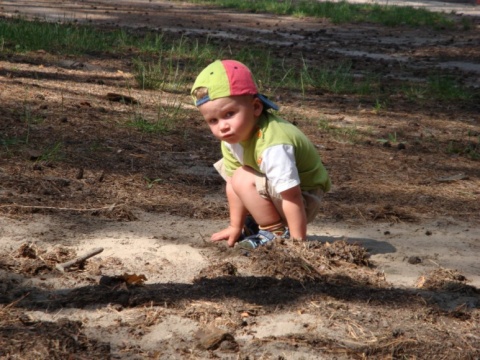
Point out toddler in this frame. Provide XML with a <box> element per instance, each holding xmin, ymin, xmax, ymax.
<box><xmin>191</xmin><ymin>60</ymin><xmax>331</xmax><ymax>250</ymax></box>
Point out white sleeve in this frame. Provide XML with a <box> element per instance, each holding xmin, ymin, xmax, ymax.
<box><xmin>259</xmin><ymin>144</ymin><xmax>300</xmax><ymax>193</ymax></box>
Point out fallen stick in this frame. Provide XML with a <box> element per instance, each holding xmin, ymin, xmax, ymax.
<box><xmin>56</xmin><ymin>247</ymin><xmax>104</xmax><ymax>272</ymax></box>
<box><xmin>0</xmin><ymin>203</ymin><xmax>119</xmax><ymax>211</ymax></box>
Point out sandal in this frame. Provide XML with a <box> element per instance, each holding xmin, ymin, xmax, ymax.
<box><xmin>237</xmin><ymin>228</ymin><xmax>290</xmax><ymax>250</ymax></box>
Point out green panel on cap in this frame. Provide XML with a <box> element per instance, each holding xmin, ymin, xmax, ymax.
<box><xmin>191</xmin><ymin>60</ymin><xmax>231</xmax><ymax>105</ymax></box>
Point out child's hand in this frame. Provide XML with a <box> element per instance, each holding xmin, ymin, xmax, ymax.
<box><xmin>211</xmin><ymin>226</ymin><xmax>243</xmax><ymax>247</ymax></box>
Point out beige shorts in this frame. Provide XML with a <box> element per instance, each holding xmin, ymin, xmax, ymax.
<box><xmin>214</xmin><ymin>159</ymin><xmax>323</xmax><ymax>224</ymax></box>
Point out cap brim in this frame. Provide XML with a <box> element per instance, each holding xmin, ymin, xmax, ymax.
<box><xmin>257</xmin><ymin>94</ymin><xmax>279</xmax><ymax>111</ymax></box>
<box><xmin>195</xmin><ymin>95</ymin><xmax>210</xmax><ymax>107</ymax></box>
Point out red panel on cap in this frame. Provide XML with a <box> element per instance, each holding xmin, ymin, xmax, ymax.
<box><xmin>222</xmin><ymin>60</ymin><xmax>258</xmax><ymax>97</ymax></box>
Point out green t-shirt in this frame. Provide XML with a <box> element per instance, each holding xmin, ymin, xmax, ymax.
<box><xmin>221</xmin><ymin>113</ymin><xmax>331</xmax><ymax>193</ymax></box>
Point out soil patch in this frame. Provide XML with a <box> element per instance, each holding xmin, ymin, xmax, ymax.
<box><xmin>0</xmin><ymin>1</ymin><xmax>479</xmax><ymax>359</ymax></box>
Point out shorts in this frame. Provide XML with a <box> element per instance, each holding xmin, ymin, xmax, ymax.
<box><xmin>214</xmin><ymin>159</ymin><xmax>323</xmax><ymax>224</ymax></box>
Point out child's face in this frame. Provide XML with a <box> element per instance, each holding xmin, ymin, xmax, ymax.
<box><xmin>198</xmin><ymin>95</ymin><xmax>263</xmax><ymax>144</ymax></box>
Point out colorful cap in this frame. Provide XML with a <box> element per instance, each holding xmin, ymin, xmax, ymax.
<box><xmin>191</xmin><ymin>60</ymin><xmax>279</xmax><ymax>111</ymax></box>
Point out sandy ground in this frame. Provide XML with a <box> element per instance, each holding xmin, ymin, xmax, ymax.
<box><xmin>1</xmin><ymin>210</ymin><xmax>479</xmax><ymax>289</ymax></box>
<box><xmin>1</xmin><ymin>209</ymin><xmax>479</xmax><ymax>358</ymax></box>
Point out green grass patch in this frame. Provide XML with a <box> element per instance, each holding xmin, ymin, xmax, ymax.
<box><xmin>134</xmin><ymin>58</ymin><xmax>186</xmax><ymax>92</ymax></box>
<box><xmin>403</xmin><ymin>75</ymin><xmax>475</xmax><ymax>102</ymax></box>
<box><xmin>126</xmin><ymin>99</ymin><xmax>186</xmax><ymax>134</ymax></box>
<box><xmin>1</xmin><ymin>12</ymin><xmax>477</xmax><ymax>143</ymax></box>
<box><xmin>317</xmin><ymin>118</ymin><xmax>361</xmax><ymax>143</ymax></box>
<box><xmin>37</xmin><ymin>141</ymin><xmax>64</xmax><ymax>162</ymax></box>
<box><xmin>0</xmin><ymin>17</ymin><xmax>136</xmax><ymax>54</ymax></box>
<box><xmin>447</xmin><ymin>140</ymin><xmax>479</xmax><ymax>160</ymax></box>
<box><xmin>426</xmin><ymin>75</ymin><xmax>474</xmax><ymax>101</ymax></box>
<box><xmin>2</xmin><ymin>16</ymin><xmax>471</xmax><ymax>106</ymax></box>
<box><xmin>0</xmin><ymin>136</ymin><xmax>22</xmax><ymax>157</ymax></box>
<box><xmin>133</xmin><ymin>37</ymin><xmax>220</xmax><ymax>92</ymax></box>
<box><xmin>297</xmin><ymin>60</ymin><xmax>380</xmax><ymax>95</ymax></box>
<box><xmin>0</xmin><ymin>17</ymin><xmax>207</xmax><ymax>55</ymax></box>
<box><xmin>184</xmin><ymin>0</ymin><xmax>456</xmax><ymax>28</ymax></box>
<box><xmin>127</xmin><ymin>114</ymin><xmax>177</xmax><ymax>134</ymax></box>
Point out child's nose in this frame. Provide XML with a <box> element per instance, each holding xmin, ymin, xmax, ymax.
<box><xmin>219</xmin><ymin>121</ymin><xmax>229</xmax><ymax>131</ymax></box>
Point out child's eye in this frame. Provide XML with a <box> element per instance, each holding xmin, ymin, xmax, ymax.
<box><xmin>225</xmin><ymin>111</ymin><xmax>235</xmax><ymax>118</ymax></box>
<box><xmin>208</xmin><ymin>118</ymin><xmax>218</xmax><ymax>125</ymax></box>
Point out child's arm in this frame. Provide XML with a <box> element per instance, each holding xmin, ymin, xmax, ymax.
<box><xmin>211</xmin><ymin>177</ymin><xmax>247</xmax><ymax>247</ymax></box>
<box><xmin>280</xmin><ymin>185</ymin><xmax>307</xmax><ymax>240</ymax></box>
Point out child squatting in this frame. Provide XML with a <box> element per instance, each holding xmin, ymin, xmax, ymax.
<box><xmin>191</xmin><ymin>59</ymin><xmax>331</xmax><ymax>250</ymax></box>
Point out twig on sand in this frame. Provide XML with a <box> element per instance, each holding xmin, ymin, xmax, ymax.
<box><xmin>0</xmin><ymin>203</ymin><xmax>118</xmax><ymax>212</ymax></box>
<box><xmin>56</xmin><ymin>247</ymin><xmax>104</xmax><ymax>272</ymax></box>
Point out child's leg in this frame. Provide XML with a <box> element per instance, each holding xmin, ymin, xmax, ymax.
<box><xmin>231</xmin><ymin>166</ymin><xmax>282</xmax><ymax>228</ymax></box>
<box><xmin>232</xmin><ymin>167</ymin><xmax>288</xmax><ymax>249</ymax></box>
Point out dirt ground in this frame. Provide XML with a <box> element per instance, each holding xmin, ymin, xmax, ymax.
<box><xmin>0</xmin><ymin>0</ymin><xmax>479</xmax><ymax>359</ymax></box>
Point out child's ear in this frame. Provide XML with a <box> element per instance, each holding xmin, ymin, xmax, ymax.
<box><xmin>253</xmin><ymin>97</ymin><xmax>264</xmax><ymax>116</ymax></box>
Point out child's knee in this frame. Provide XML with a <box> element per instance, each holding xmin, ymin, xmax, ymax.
<box><xmin>231</xmin><ymin>166</ymin><xmax>256</xmax><ymax>192</ymax></box>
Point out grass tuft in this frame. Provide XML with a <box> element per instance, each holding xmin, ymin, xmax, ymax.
<box><xmin>185</xmin><ymin>0</ymin><xmax>457</xmax><ymax>28</ymax></box>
